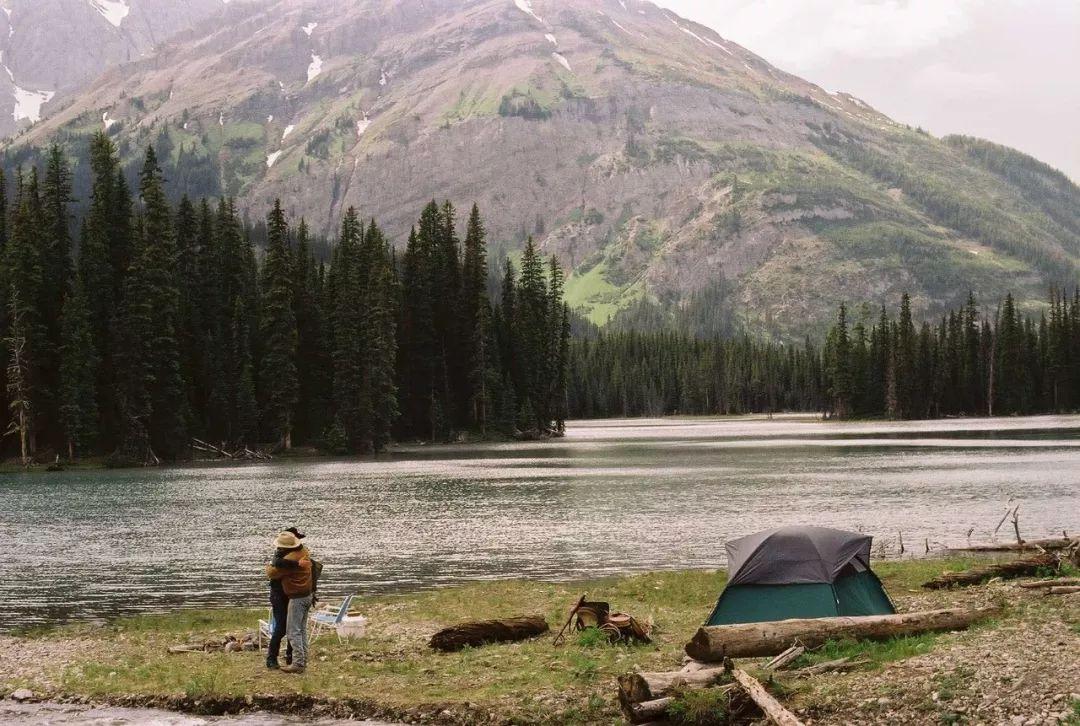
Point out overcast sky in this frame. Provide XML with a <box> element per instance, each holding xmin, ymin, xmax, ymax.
<box><xmin>660</xmin><ymin>0</ymin><xmax>1080</xmax><ymax>182</ymax></box>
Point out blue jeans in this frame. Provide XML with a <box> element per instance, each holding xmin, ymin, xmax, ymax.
<box><xmin>286</xmin><ymin>594</ymin><xmax>313</xmax><ymax>667</ymax></box>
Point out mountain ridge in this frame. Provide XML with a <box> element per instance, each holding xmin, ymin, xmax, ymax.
<box><xmin>7</xmin><ymin>0</ymin><xmax>1080</xmax><ymax>334</ymax></box>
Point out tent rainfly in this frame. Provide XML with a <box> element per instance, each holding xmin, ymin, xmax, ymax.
<box><xmin>706</xmin><ymin>525</ymin><xmax>896</xmax><ymax>626</ymax></box>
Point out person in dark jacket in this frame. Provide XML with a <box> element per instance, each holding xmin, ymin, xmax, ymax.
<box><xmin>264</xmin><ymin>527</ymin><xmax>305</xmax><ymax>669</ymax></box>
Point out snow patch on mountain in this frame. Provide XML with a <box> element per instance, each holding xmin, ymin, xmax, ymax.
<box><xmin>88</xmin><ymin>0</ymin><xmax>130</xmax><ymax>28</ymax></box>
<box><xmin>307</xmin><ymin>53</ymin><xmax>323</xmax><ymax>82</ymax></box>
<box><xmin>301</xmin><ymin>22</ymin><xmax>317</xmax><ymax>36</ymax></box>
<box><xmin>379</xmin><ymin>68</ymin><xmax>387</xmax><ymax>86</ymax></box>
<box><xmin>356</xmin><ymin>115</ymin><xmax>370</xmax><ymax>137</ymax></box>
<box><xmin>266</xmin><ymin>150</ymin><xmax>282</xmax><ymax>168</ymax></box>
<box><xmin>552</xmin><ymin>52</ymin><xmax>571</xmax><ymax>72</ymax></box>
<box><xmin>282</xmin><ymin>124</ymin><xmax>295</xmax><ymax>140</ymax></box>
<box><xmin>102</xmin><ymin>111</ymin><xmax>119</xmax><ymax>131</ymax></box>
<box><xmin>513</xmin><ymin>0</ymin><xmax>542</xmax><ymax>24</ymax></box>
<box><xmin>545</xmin><ymin>33</ymin><xmax>557</xmax><ymax>45</ymax></box>
<box><xmin>13</xmin><ymin>85</ymin><xmax>54</xmax><ymax>124</ymax></box>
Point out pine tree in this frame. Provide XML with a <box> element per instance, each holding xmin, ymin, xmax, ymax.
<box><xmin>58</xmin><ymin>280</ymin><xmax>99</xmax><ymax>459</ymax></box>
<box><xmin>363</xmin><ymin>221</ymin><xmax>399</xmax><ymax>451</ymax></box>
<box><xmin>460</xmin><ymin>203</ymin><xmax>491</xmax><ymax>432</ymax></box>
<box><xmin>4</xmin><ymin>286</ymin><xmax>32</xmax><ymax>465</ymax></box>
<box><xmin>113</xmin><ymin>147</ymin><xmax>187</xmax><ymax>463</ymax></box>
<box><xmin>330</xmin><ymin>208</ymin><xmax>368</xmax><ymax>451</ymax></box>
<box><xmin>516</xmin><ymin>238</ymin><xmax>548</xmax><ymax>430</ymax></box>
<box><xmin>258</xmin><ymin>199</ymin><xmax>299</xmax><ymax>449</ymax></box>
<box><xmin>5</xmin><ymin>168</ymin><xmax>47</xmax><ymax>453</ymax></box>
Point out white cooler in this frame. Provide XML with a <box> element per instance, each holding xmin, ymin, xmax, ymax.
<box><xmin>336</xmin><ymin>615</ymin><xmax>369</xmax><ymax>639</ymax></box>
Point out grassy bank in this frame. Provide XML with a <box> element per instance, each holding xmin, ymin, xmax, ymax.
<box><xmin>3</xmin><ymin>557</ymin><xmax>1078</xmax><ymax>724</ymax></box>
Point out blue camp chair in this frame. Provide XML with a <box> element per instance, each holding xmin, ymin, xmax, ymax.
<box><xmin>309</xmin><ymin>594</ymin><xmax>354</xmax><ymax>642</ymax></box>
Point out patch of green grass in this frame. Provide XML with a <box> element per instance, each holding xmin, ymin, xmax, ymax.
<box><xmin>792</xmin><ymin>632</ymin><xmax>940</xmax><ymax>670</ymax></box>
<box><xmin>1065</xmin><ymin>697</ymin><xmax>1080</xmax><ymax>726</ymax></box>
<box><xmin>666</xmin><ymin>686</ymin><xmax>732</xmax><ymax>725</ymax></box>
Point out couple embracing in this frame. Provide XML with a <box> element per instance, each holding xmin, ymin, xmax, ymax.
<box><xmin>265</xmin><ymin>527</ymin><xmax>323</xmax><ymax>673</ymax></box>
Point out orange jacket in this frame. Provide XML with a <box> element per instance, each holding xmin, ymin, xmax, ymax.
<box><xmin>266</xmin><ymin>546</ymin><xmax>313</xmax><ymax>597</ymax></box>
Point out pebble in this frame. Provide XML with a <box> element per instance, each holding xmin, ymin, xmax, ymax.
<box><xmin>11</xmin><ymin>689</ymin><xmax>34</xmax><ymax>702</ymax></box>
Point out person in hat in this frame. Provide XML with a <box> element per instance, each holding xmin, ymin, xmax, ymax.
<box><xmin>266</xmin><ymin>530</ymin><xmax>314</xmax><ymax>673</ymax></box>
<box><xmin>263</xmin><ymin>527</ymin><xmax>306</xmax><ymax>670</ymax></box>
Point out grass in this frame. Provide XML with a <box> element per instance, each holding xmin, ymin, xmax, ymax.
<box><xmin>5</xmin><ymin>557</ymin><xmax>1057</xmax><ymax>724</ymax></box>
<box><xmin>790</xmin><ymin>632</ymin><xmax>940</xmax><ymax>670</ymax></box>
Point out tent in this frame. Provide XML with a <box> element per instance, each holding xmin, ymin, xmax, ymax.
<box><xmin>706</xmin><ymin>526</ymin><xmax>895</xmax><ymax>626</ymax></box>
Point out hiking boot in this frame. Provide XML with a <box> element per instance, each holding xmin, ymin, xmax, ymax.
<box><xmin>265</xmin><ymin>658</ymin><xmax>280</xmax><ymax>670</ymax></box>
<box><xmin>279</xmin><ymin>663</ymin><xmax>306</xmax><ymax>674</ymax></box>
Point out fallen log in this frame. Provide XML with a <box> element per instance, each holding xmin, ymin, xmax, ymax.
<box><xmin>1047</xmin><ymin>586</ymin><xmax>1080</xmax><ymax>595</ymax></box>
<box><xmin>731</xmin><ymin>668</ymin><xmax>804</xmax><ymax>726</ymax></box>
<box><xmin>1018</xmin><ymin>578</ymin><xmax>1080</xmax><ymax>589</ymax></box>
<box><xmin>618</xmin><ymin>666</ymin><xmax>730</xmax><ymax>705</ymax></box>
<box><xmin>764</xmin><ymin>644</ymin><xmax>805</xmax><ymax>671</ymax></box>
<box><xmin>428</xmin><ymin>615</ymin><xmax>548</xmax><ymax>652</ymax></box>
<box><xmin>922</xmin><ymin>553</ymin><xmax>1057</xmax><ymax>589</ymax></box>
<box><xmin>685</xmin><ymin>608</ymin><xmax>996</xmax><ymax>661</ymax></box>
<box><xmin>950</xmin><ymin>537</ymin><xmax>1078</xmax><ymax>553</ymax></box>
<box><xmin>623</xmin><ymin>696</ymin><xmax>673</xmax><ymax>725</ymax></box>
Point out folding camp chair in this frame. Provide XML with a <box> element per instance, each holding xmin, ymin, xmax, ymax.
<box><xmin>257</xmin><ymin>608</ymin><xmax>275</xmax><ymax>650</ymax></box>
<box><xmin>309</xmin><ymin>594</ymin><xmax>354</xmax><ymax>642</ymax></box>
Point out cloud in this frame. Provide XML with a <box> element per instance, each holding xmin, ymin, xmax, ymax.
<box><xmin>665</xmin><ymin>0</ymin><xmax>980</xmax><ymax>67</ymax></box>
<box><xmin>910</xmin><ymin>63</ymin><xmax>1001</xmax><ymax>98</ymax></box>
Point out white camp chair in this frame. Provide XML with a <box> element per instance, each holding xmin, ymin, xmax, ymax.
<box><xmin>257</xmin><ymin>608</ymin><xmax>276</xmax><ymax>650</ymax></box>
<box><xmin>309</xmin><ymin>594</ymin><xmax>354</xmax><ymax>642</ymax></box>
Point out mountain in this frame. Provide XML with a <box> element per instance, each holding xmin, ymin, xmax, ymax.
<box><xmin>0</xmin><ymin>0</ymin><xmax>231</xmax><ymax>136</ymax></box>
<box><xmin>9</xmin><ymin>0</ymin><xmax>1080</xmax><ymax>334</ymax></box>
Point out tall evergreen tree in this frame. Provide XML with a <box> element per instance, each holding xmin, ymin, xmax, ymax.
<box><xmin>258</xmin><ymin>199</ymin><xmax>299</xmax><ymax>448</ymax></box>
<box><xmin>58</xmin><ymin>280</ymin><xmax>99</xmax><ymax>459</ymax></box>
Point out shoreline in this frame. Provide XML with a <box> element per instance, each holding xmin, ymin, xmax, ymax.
<box><xmin>5</xmin><ymin>410</ymin><xmax>1080</xmax><ymax>475</ymax></box>
<box><xmin>4</xmin><ymin>557</ymin><xmax>1078</xmax><ymax>725</ymax></box>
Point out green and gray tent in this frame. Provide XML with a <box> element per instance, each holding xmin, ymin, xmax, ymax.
<box><xmin>706</xmin><ymin>526</ymin><xmax>895</xmax><ymax>626</ymax></box>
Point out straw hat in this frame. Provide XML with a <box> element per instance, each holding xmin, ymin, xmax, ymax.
<box><xmin>273</xmin><ymin>531</ymin><xmax>304</xmax><ymax>549</ymax></box>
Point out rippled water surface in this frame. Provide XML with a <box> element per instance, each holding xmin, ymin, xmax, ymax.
<box><xmin>6</xmin><ymin>415</ymin><xmax>1080</xmax><ymax>630</ymax></box>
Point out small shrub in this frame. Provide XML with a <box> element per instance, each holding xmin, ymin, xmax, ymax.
<box><xmin>575</xmin><ymin>627</ymin><xmax>609</xmax><ymax>648</ymax></box>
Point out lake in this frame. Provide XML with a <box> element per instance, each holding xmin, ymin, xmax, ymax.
<box><xmin>5</xmin><ymin>415</ymin><xmax>1079</xmax><ymax>631</ymax></box>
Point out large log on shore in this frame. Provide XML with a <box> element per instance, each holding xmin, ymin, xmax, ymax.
<box><xmin>950</xmin><ymin>537</ymin><xmax>1077</xmax><ymax>553</ymax></box>
<box><xmin>684</xmin><ymin>608</ymin><xmax>996</xmax><ymax>661</ymax></box>
<box><xmin>1018</xmin><ymin>578</ymin><xmax>1080</xmax><ymax>589</ymax></box>
<box><xmin>922</xmin><ymin>552</ymin><xmax>1058</xmax><ymax>589</ymax></box>
<box><xmin>428</xmin><ymin>615</ymin><xmax>549</xmax><ymax>652</ymax></box>
<box><xmin>732</xmin><ymin>669</ymin><xmax>804</xmax><ymax>726</ymax></box>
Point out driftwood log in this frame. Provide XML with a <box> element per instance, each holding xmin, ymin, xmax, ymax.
<box><xmin>684</xmin><ymin>608</ymin><xmax>996</xmax><ymax>661</ymax></box>
<box><xmin>1047</xmin><ymin>586</ymin><xmax>1080</xmax><ymax>595</ymax></box>
<box><xmin>623</xmin><ymin>696</ymin><xmax>674</xmax><ymax>724</ymax></box>
<box><xmin>618</xmin><ymin>666</ymin><xmax>730</xmax><ymax>705</ymax></box>
<box><xmin>1018</xmin><ymin>577</ymin><xmax>1080</xmax><ymax>589</ymax></box>
<box><xmin>428</xmin><ymin>615</ymin><xmax>548</xmax><ymax>652</ymax></box>
<box><xmin>922</xmin><ymin>552</ymin><xmax>1058</xmax><ymax>589</ymax></box>
<box><xmin>951</xmin><ymin>536</ymin><xmax>1077</xmax><ymax>553</ymax></box>
<box><xmin>731</xmin><ymin>669</ymin><xmax>804</xmax><ymax>726</ymax></box>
